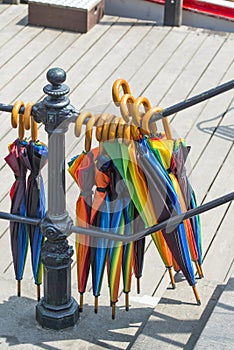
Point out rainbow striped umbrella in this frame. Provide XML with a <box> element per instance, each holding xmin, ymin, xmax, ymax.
<box><xmin>148</xmin><ymin>137</ymin><xmax>202</xmax><ymax>277</ymax></box>
<box><xmin>90</xmin><ymin>154</ymin><xmax>111</xmax><ymax>313</ymax></box>
<box><xmin>68</xmin><ymin>149</ymin><xmax>97</xmax><ymax>311</ymax></box>
<box><xmin>104</xmin><ymin>140</ymin><xmax>146</xmax><ymax>293</ymax></box>
<box><xmin>138</xmin><ymin>138</ymin><xmax>200</xmax><ymax>302</ymax></box>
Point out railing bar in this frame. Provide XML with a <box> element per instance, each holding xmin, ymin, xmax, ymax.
<box><xmin>0</xmin><ymin>80</ymin><xmax>233</xmax><ymax>124</ymax></box>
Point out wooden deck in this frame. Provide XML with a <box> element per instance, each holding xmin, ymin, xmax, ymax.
<box><xmin>0</xmin><ymin>3</ymin><xmax>233</xmax><ymax>349</ymax></box>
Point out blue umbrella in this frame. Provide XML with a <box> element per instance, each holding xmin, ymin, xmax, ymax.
<box><xmin>90</xmin><ymin>154</ymin><xmax>111</xmax><ymax>313</ymax></box>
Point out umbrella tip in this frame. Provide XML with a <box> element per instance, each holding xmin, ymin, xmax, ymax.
<box><xmin>195</xmin><ymin>261</ymin><xmax>204</xmax><ymax>279</ymax></box>
<box><xmin>192</xmin><ymin>285</ymin><xmax>201</xmax><ymax>305</ymax></box>
<box><xmin>168</xmin><ymin>268</ymin><xmax>176</xmax><ymax>289</ymax></box>
<box><xmin>94</xmin><ymin>296</ymin><xmax>98</xmax><ymax>314</ymax></box>
<box><xmin>125</xmin><ymin>293</ymin><xmax>129</xmax><ymax>311</ymax></box>
<box><xmin>80</xmin><ymin>293</ymin><xmax>84</xmax><ymax>312</ymax></box>
<box><xmin>112</xmin><ymin>302</ymin><xmax>116</xmax><ymax>320</ymax></box>
<box><xmin>17</xmin><ymin>280</ymin><xmax>21</xmax><ymax>297</ymax></box>
<box><xmin>37</xmin><ymin>284</ymin><xmax>41</xmax><ymax>301</ymax></box>
<box><xmin>137</xmin><ymin>278</ymin><xmax>140</xmax><ymax>294</ymax></box>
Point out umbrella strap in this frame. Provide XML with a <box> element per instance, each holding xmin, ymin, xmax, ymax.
<box><xmin>14</xmin><ymin>175</ymin><xmax>26</xmax><ymax>181</ymax></box>
<box><xmin>96</xmin><ymin>186</ymin><xmax>109</xmax><ymax>193</ymax></box>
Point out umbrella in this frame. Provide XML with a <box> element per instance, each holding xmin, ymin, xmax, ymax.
<box><xmin>68</xmin><ymin>149</ymin><xmax>97</xmax><ymax>311</ymax></box>
<box><xmin>123</xmin><ymin>141</ymin><xmax>175</xmax><ymax>284</ymax></box>
<box><xmin>108</xmin><ymin>164</ymin><xmax>132</xmax><ymax>319</ymax></box>
<box><xmin>21</xmin><ymin>140</ymin><xmax>48</xmax><ymax>301</ymax></box>
<box><xmin>90</xmin><ymin>154</ymin><xmax>111</xmax><ymax>313</ymax></box>
<box><xmin>137</xmin><ymin>138</ymin><xmax>200</xmax><ymax>303</ymax></box>
<box><xmin>5</xmin><ymin>139</ymin><xmax>29</xmax><ymax>297</ymax></box>
<box><xmin>104</xmin><ymin>140</ymin><xmax>147</xmax><ymax>293</ymax></box>
<box><xmin>122</xmin><ymin>199</ymin><xmax>134</xmax><ymax>310</ymax></box>
<box><xmin>171</xmin><ymin>139</ymin><xmax>203</xmax><ymax>276</ymax></box>
<box><xmin>148</xmin><ymin>136</ymin><xmax>202</xmax><ymax>277</ymax></box>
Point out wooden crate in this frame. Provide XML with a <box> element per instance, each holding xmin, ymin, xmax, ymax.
<box><xmin>28</xmin><ymin>0</ymin><xmax>104</xmax><ymax>33</ymax></box>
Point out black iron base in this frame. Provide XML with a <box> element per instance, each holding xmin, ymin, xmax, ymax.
<box><xmin>36</xmin><ymin>297</ymin><xmax>79</xmax><ymax>330</ymax></box>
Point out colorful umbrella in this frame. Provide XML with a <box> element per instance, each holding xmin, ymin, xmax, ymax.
<box><xmin>122</xmin><ymin>199</ymin><xmax>134</xmax><ymax>310</ymax></box>
<box><xmin>108</xmin><ymin>164</ymin><xmax>130</xmax><ymax>319</ymax></box>
<box><xmin>138</xmin><ymin>138</ymin><xmax>200</xmax><ymax>303</ymax></box>
<box><xmin>122</xmin><ymin>141</ymin><xmax>175</xmax><ymax>284</ymax></box>
<box><xmin>5</xmin><ymin>139</ymin><xmax>29</xmax><ymax>296</ymax></box>
<box><xmin>90</xmin><ymin>154</ymin><xmax>111</xmax><ymax>313</ymax></box>
<box><xmin>21</xmin><ymin>140</ymin><xmax>48</xmax><ymax>301</ymax></box>
<box><xmin>104</xmin><ymin>140</ymin><xmax>147</xmax><ymax>293</ymax></box>
<box><xmin>148</xmin><ymin>137</ymin><xmax>202</xmax><ymax>278</ymax></box>
<box><xmin>68</xmin><ymin>149</ymin><xmax>97</xmax><ymax>311</ymax></box>
<box><xmin>171</xmin><ymin>139</ymin><xmax>203</xmax><ymax>275</ymax></box>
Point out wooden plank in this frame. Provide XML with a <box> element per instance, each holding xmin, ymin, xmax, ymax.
<box><xmin>0</xmin><ymin>25</ymin><xmax>44</xmax><ymax>74</ymax></box>
<box><xmin>202</xmin><ymin>202</ymin><xmax>234</xmax><ymax>283</ymax></box>
<box><xmin>0</xmin><ymin>10</ymin><xmax>28</xmax><ymax>48</ymax></box>
<box><xmin>112</xmin><ymin>27</ymin><xmax>188</xmax><ymax>103</ymax></box>
<box><xmin>141</xmin><ymin>27</ymin><xmax>209</xmax><ymax>106</ymax></box>
<box><xmin>69</xmin><ymin>19</ymin><xmax>155</xmax><ymax>108</ymax></box>
<box><xmin>86</xmin><ymin>25</ymin><xmax>171</xmax><ymax>108</ymax></box>
<box><xmin>168</xmin><ymin>32</ymin><xmax>232</xmax><ymax>137</ymax></box>
<box><xmin>16</xmin><ymin>15</ymin><xmax>119</xmax><ymax>104</ymax></box>
<box><xmin>0</xmin><ymin>4</ymin><xmax>27</xmax><ymax>30</ymax></box>
<box><xmin>159</xmin><ymin>33</ymin><xmax>230</xmax><ymax>126</ymax></box>
<box><xmin>0</xmin><ymin>4</ymin><xmax>10</xmax><ymax>14</ymax></box>
<box><xmin>198</xmin><ymin>145</ymin><xmax>234</xmax><ymax>255</ymax></box>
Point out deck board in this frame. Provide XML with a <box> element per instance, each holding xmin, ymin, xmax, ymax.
<box><xmin>0</xmin><ymin>8</ymin><xmax>233</xmax><ymax>338</ymax></box>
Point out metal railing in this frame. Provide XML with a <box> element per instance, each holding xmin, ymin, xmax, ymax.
<box><xmin>0</xmin><ymin>67</ymin><xmax>233</xmax><ymax>329</ymax></box>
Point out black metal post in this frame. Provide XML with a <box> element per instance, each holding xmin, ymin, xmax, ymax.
<box><xmin>32</xmin><ymin>68</ymin><xmax>79</xmax><ymax>329</ymax></box>
<box><xmin>164</xmin><ymin>0</ymin><xmax>183</xmax><ymax>26</ymax></box>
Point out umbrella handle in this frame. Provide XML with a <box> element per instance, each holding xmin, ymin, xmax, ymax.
<box><xmin>85</xmin><ymin>113</ymin><xmax>101</xmax><ymax>152</ymax></box>
<box><xmin>11</xmin><ymin>100</ymin><xmax>25</xmax><ymax>140</ymax></box>
<box><xmin>108</xmin><ymin>116</ymin><xmax>122</xmax><ymax>143</ymax></box>
<box><xmin>142</xmin><ymin>106</ymin><xmax>173</xmax><ymax>140</ymax></box>
<box><xmin>101</xmin><ymin>114</ymin><xmax>116</xmax><ymax>142</ymax></box>
<box><xmin>119</xmin><ymin>93</ymin><xmax>135</xmax><ymax>122</ymax></box>
<box><xmin>75</xmin><ymin>111</ymin><xmax>93</xmax><ymax>138</ymax></box>
<box><xmin>23</xmin><ymin>102</ymin><xmax>38</xmax><ymax>142</ymax></box>
<box><xmin>96</xmin><ymin>112</ymin><xmax>109</xmax><ymax>142</ymax></box>
<box><xmin>132</xmin><ymin>96</ymin><xmax>152</xmax><ymax>127</ymax></box>
<box><xmin>112</xmin><ymin>78</ymin><xmax>131</xmax><ymax>106</ymax></box>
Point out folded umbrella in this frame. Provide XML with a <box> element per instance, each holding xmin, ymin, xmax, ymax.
<box><xmin>5</xmin><ymin>139</ymin><xmax>29</xmax><ymax>297</ymax></box>
<box><xmin>104</xmin><ymin>140</ymin><xmax>147</xmax><ymax>293</ymax></box>
<box><xmin>21</xmin><ymin>140</ymin><xmax>48</xmax><ymax>300</ymax></box>
<box><xmin>90</xmin><ymin>154</ymin><xmax>111</xmax><ymax>313</ymax></box>
<box><xmin>148</xmin><ymin>137</ymin><xmax>202</xmax><ymax>277</ymax></box>
<box><xmin>68</xmin><ymin>149</ymin><xmax>97</xmax><ymax>311</ymax></box>
<box><xmin>138</xmin><ymin>138</ymin><xmax>200</xmax><ymax>303</ymax></box>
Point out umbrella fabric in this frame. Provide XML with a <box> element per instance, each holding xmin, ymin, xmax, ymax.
<box><xmin>190</xmin><ymin>186</ymin><xmax>202</xmax><ymax>266</ymax></box>
<box><xmin>122</xmin><ymin>199</ymin><xmax>134</xmax><ymax>305</ymax></box>
<box><xmin>90</xmin><ymin>154</ymin><xmax>111</xmax><ymax>312</ymax></box>
<box><xmin>148</xmin><ymin>137</ymin><xmax>200</xmax><ymax>271</ymax></box>
<box><xmin>108</xmin><ymin>164</ymin><xmax>132</xmax><ymax>318</ymax></box>
<box><xmin>139</xmin><ymin>137</ymin><xmax>196</xmax><ymax>287</ymax></box>
<box><xmin>21</xmin><ymin>140</ymin><xmax>48</xmax><ymax>289</ymax></box>
<box><xmin>104</xmin><ymin>140</ymin><xmax>174</xmax><ymax>288</ymax></box>
<box><xmin>68</xmin><ymin>149</ymin><xmax>97</xmax><ymax>311</ymax></box>
<box><xmin>104</xmin><ymin>140</ymin><xmax>146</xmax><ymax>293</ymax></box>
<box><xmin>123</xmin><ymin>141</ymin><xmax>173</xmax><ymax>269</ymax></box>
<box><xmin>5</xmin><ymin>139</ymin><xmax>29</xmax><ymax>294</ymax></box>
<box><xmin>171</xmin><ymin>139</ymin><xmax>203</xmax><ymax>267</ymax></box>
